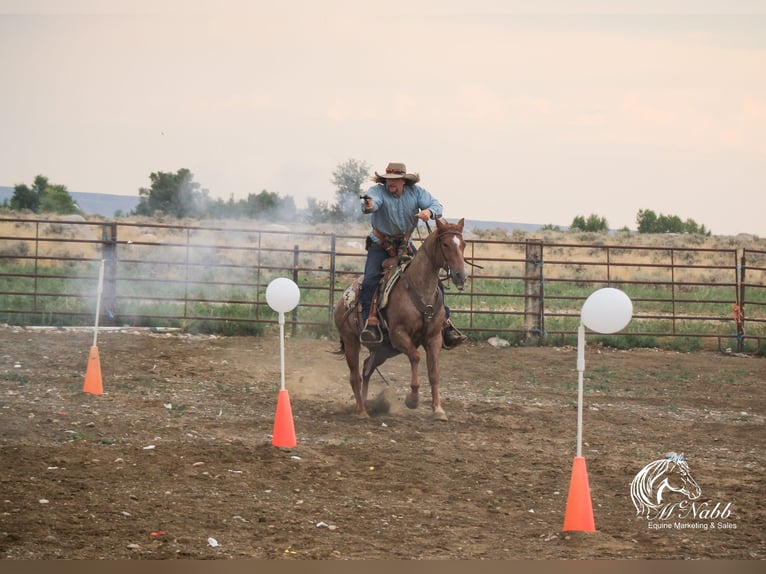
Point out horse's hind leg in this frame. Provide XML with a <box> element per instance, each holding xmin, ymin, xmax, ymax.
<box><xmin>341</xmin><ymin>338</ymin><xmax>367</xmax><ymax>417</ymax></box>
<box><xmin>361</xmin><ymin>351</ymin><xmax>386</xmax><ymax>408</ymax></box>
<box><xmin>362</xmin><ymin>351</ymin><xmax>379</xmax><ymax>398</ymax></box>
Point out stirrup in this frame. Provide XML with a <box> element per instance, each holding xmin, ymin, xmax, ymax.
<box><xmin>359</xmin><ymin>321</ymin><xmax>383</xmax><ymax>344</ymax></box>
<box><xmin>442</xmin><ymin>320</ymin><xmax>467</xmax><ymax>350</ymax></box>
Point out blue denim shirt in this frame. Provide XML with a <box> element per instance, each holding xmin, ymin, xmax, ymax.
<box><xmin>361</xmin><ymin>183</ymin><xmax>443</xmax><ymax>243</ymax></box>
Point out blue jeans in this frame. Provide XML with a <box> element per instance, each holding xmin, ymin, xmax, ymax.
<box><xmin>359</xmin><ymin>241</ymin><xmax>450</xmax><ymax>324</ymax></box>
<box><xmin>359</xmin><ymin>243</ymin><xmax>389</xmax><ymax>323</ymax></box>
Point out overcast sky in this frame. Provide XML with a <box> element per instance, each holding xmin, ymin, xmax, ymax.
<box><xmin>1</xmin><ymin>0</ymin><xmax>764</xmax><ymax>235</ymax></box>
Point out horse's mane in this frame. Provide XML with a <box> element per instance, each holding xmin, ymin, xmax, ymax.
<box><xmin>630</xmin><ymin>452</ymin><xmax>688</xmax><ymax>515</ymax></box>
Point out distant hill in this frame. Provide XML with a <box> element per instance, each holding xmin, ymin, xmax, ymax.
<box><xmin>0</xmin><ymin>186</ymin><xmax>548</xmax><ymax>231</ymax></box>
<box><xmin>464</xmin><ymin>220</ymin><xmax>546</xmax><ymax>233</ymax></box>
<box><xmin>0</xmin><ymin>186</ymin><xmax>140</xmax><ymax>217</ymax></box>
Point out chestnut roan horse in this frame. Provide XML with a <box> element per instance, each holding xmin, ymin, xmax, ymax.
<box><xmin>333</xmin><ymin>217</ymin><xmax>467</xmax><ymax>421</ymax></box>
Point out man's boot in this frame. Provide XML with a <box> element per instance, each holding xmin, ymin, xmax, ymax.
<box><xmin>359</xmin><ymin>304</ymin><xmax>383</xmax><ymax>344</ymax></box>
<box><xmin>442</xmin><ymin>318</ymin><xmax>467</xmax><ymax>349</ymax></box>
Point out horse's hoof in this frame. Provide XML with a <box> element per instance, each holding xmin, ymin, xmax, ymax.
<box><xmin>404</xmin><ymin>394</ymin><xmax>419</xmax><ymax>409</ymax></box>
<box><xmin>433</xmin><ymin>408</ymin><xmax>448</xmax><ymax>421</ymax></box>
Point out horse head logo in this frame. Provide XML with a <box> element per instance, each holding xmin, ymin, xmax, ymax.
<box><xmin>630</xmin><ymin>452</ymin><xmax>702</xmax><ymax>518</ymax></box>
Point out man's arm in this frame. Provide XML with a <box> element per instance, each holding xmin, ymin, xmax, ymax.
<box><xmin>416</xmin><ymin>186</ymin><xmax>443</xmax><ymax>219</ymax></box>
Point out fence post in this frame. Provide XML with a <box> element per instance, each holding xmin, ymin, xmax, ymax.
<box><xmin>737</xmin><ymin>250</ymin><xmax>746</xmax><ymax>353</ymax></box>
<box><xmin>329</xmin><ymin>234</ymin><xmax>337</xmax><ymax>324</ymax></box>
<box><xmin>292</xmin><ymin>245</ymin><xmax>299</xmax><ymax>336</ymax></box>
<box><xmin>100</xmin><ymin>222</ymin><xmax>117</xmax><ymax>326</ymax></box>
<box><xmin>524</xmin><ymin>240</ymin><xmax>544</xmax><ymax>344</ymax></box>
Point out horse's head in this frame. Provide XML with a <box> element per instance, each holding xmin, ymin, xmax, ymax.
<box><xmin>630</xmin><ymin>452</ymin><xmax>702</xmax><ymax>516</ymax></box>
<box><xmin>433</xmin><ymin>217</ymin><xmax>467</xmax><ymax>289</ymax></box>
<box><xmin>660</xmin><ymin>453</ymin><xmax>702</xmax><ymax>502</ymax></box>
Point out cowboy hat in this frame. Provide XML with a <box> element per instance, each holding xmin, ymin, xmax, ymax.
<box><xmin>373</xmin><ymin>162</ymin><xmax>420</xmax><ymax>183</ymax></box>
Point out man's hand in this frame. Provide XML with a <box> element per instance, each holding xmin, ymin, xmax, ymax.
<box><xmin>360</xmin><ymin>195</ymin><xmax>374</xmax><ymax>213</ymax></box>
<box><xmin>416</xmin><ymin>209</ymin><xmax>432</xmax><ymax>222</ymax></box>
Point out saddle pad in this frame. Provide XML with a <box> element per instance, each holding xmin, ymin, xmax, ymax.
<box><xmin>378</xmin><ymin>260</ymin><xmax>410</xmax><ymax>310</ymax></box>
<box><xmin>341</xmin><ymin>277</ymin><xmax>362</xmax><ymax>309</ymax></box>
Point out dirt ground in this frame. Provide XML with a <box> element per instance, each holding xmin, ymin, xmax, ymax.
<box><xmin>0</xmin><ymin>325</ymin><xmax>764</xmax><ymax>560</ymax></box>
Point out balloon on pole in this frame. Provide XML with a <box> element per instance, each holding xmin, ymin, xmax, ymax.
<box><xmin>266</xmin><ymin>277</ymin><xmax>301</xmax><ymax>392</ymax></box>
<box><xmin>266</xmin><ymin>277</ymin><xmax>301</xmax><ymax>316</ymax></box>
<box><xmin>581</xmin><ymin>287</ymin><xmax>633</xmax><ymax>334</ymax></box>
<box><xmin>575</xmin><ymin>287</ymin><xmax>632</xmax><ymax>458</ymax></box>
<box><xmin>265</xmin><ymin>277</ymin><xmax>300</xmax><ymax>448</ymax></box>
<box><xmin>564</xmin><ymin>287</ymin><xmax>633</xmax><ymax>532</ymax></box>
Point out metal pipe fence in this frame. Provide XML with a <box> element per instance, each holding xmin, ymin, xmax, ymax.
<box><xmin>1</xmin><ymin>217</ymin><xmax>763</xmax><ymax>352</ymax></box>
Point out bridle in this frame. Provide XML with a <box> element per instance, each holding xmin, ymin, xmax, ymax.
<box><xmin>422</xmin><ymin>228</ymin><xmax>464</xmax><ymax>282</ymax></box>
<box><xmin>419</xmin><ymin>220</ymin><xmax>482</xmax><ymax>281</ymax></box>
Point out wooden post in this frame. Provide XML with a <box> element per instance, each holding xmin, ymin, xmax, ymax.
<box><xmin>524</xmin><ymin>240</ymin><xmax>544</xmax><ymax>344</ymax></box>
<box><xmin>100</xmin><ymin>222</ymin><xmax>117</xmax><ymax>326</ymax></box>
<box><xmin>292</xmin><ymin>245</ymin><xmax>299</xmax><ymax>337</ymax></box>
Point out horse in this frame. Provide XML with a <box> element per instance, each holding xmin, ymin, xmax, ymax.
<box><xmin>333</xmin><ymin>217</ymin><xmax>467</xmax><ymax>421</ymax></box>
<box><xmin>630</xmin><ymin>452</ymin><xmax>702</xmax><ymax>519</ymax></box>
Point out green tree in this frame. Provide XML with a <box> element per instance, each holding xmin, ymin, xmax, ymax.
<box><xmin>134</xmin><ymin>168</ymin><xmax>207</xmax><ymax>218</ymax></box>
<box><xmin>330</xmin><ymin>158</ymin><xmax>371</xmax><ymax>222</ymax></box>
<box><xmin>206</xmin><ymin>195</ymin><xmax>237</xmax><ymax>219</ymax></box>
<box><xmin>636</xmin><ymin>209</ymin><xmax>659</xmax><ymax>233</ymax></box>
<box><xmin>39</xmin><ymin>184</ymin><xmax>80</xmax><ymax>214</ymax></box>
<box><xmin>9</xmin><ymin>175</ymin><xmax>81</xmax><ymax>214</ymax></box>
<box><xmin>570</xmin><ymin>213</ymin><xmax>609</xmax><ymax>232</ymax></box>
<box><xmin>636</xmin><ymin>209</ymin><xmax>710</xmax><ymax>235</ymax></box>
<box><xmin>658</xmin><ymin>213</ymin><xmax>684</xmax><ymax>233</ymax></box>
<box><xmin>9</xmin><ymin>183</ymin><xmax>40</xmax><ymax>212</ymax></box>
<box><xmin>683</xmin><ymin>218</ymin><xmax>709</xmax><ymax>235</ymax></box>
<box><xmin>242</xmin><ymin>190</ymin><xmax>296</xmax><ymax>219</ymax></box>
<box><xmin>304</xmin><ymin>197</ymin><xmax>333</xmax><ymax>224</ymax></box>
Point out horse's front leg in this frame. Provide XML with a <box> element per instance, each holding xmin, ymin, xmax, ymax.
<box><xmin>424</xmin><ymin>338</ymin><xmax>447</xmax><ymax>421</ymax></box>
<box><xmin>402</xmin><ymin>345</ymin><xmax>421</xmax><ymax>410</ymax></box>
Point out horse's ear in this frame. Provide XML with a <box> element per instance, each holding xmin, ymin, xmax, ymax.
<box><xmin>457</xmin><ymin>218</ymin><xmax>464</xmax><ymax>230</ymax></box>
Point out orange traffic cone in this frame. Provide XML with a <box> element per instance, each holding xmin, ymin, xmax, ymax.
<box><xmin>83</xmin><ymin>345</ymin><xmax>103</xmax><ymax>395</ymax></box>
<box><xmin>563</xmin><ymin>456</ymin><xmax>595</xmax><ymax>532</ymax></box>
<box><xmin>272</xmin><ymin>389</ymin><xmax>296</xmax><ymax>448</ymax></box>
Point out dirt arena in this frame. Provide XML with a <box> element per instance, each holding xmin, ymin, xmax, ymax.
<box><xmin>0</xmin><ymin>325</ymin><xmax>763</xmax><ymax>559</ymax></box>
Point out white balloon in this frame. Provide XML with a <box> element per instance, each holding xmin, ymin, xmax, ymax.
<box><xmin>581</xmin><ymin>287</ymin><xmax>633</xmax><ymax>334</ymax></box>
<box><xmin>266</xmin><ymin>277</ymin><xmax>300</xmax><ymax>313</ymax></box>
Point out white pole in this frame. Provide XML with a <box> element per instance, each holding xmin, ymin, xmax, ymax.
<box><xmin>576</xmin><ymin>322</ymin><xmax>585</xmax><ymax>458</ymax></box>
<box><xmin>278</xmin><ymin>311</ymin><xmax>286</xmax><ymax>391</ymax></box>
<box><xmin>92</xmin><ymin>259</ymin><xmax>105</xmax><ymax>348</ymax></box>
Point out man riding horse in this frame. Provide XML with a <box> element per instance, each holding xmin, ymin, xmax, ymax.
<box><xmin>358</xmin><ymin>161</ymin><xmax>467</xmax><ymax>348</ymax></box>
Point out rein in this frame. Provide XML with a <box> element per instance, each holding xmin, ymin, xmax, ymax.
<box><xmin>399</xmin><ymin>224</ymin><xmax>457</xmax><ymax>322</ymax></box>
<box><xmin>420</xmin><ymin>220</ymin><xmax>483</xmax><ymax>271</ymax></box>
<box><xmin>416</xmin><ymin>220</ymin><xmax>457</xmax><ymax>277</ymax></box>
